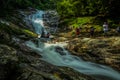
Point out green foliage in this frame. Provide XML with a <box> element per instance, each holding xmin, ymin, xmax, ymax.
<box><xmin>57</xmin><ymin>0</ymin><xmax>120</xmax><ymax>18</ymax></box>
<box><xmin>57</xmin><ymin>0</ymin><xmax>75</xmax><ymax>17</ymax></box>
<box><xmin>62</xmin><ymin>17</ymin><xmax>94</xmax><ymax>28</ymax></box>
<box><xmin>1</xmin><ymin>0</ymin><xmax>120</xmax><ymax>19</ymax></box>
<box><xmin>62</xmin><ymin>16</ymin><xmax>120</xmax><ymax>33</ymax></box>
<box><xmin>0</xmin><ymin>0</ymin><xmax>58</xmax><ymax>17</ymax></box>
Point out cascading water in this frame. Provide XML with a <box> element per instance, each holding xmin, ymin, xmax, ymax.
<box><xmin>25</xmin><ymin>11</ymin><xmax>120</xmax><ymax>80</ymax></box>
<box><xmin>28</xmin><ymin>11</ymin><xmax>47</xmax><ymax>38</ymax></box>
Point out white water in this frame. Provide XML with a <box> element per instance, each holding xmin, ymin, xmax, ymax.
<box><xmin>28</xmin><ymin>11</ymin><xmax>47</xmax><ymax>37</ymax></box>
<box><xmin>25</xmin><ymin>11</ymin><xmax>120</xmax><ymax>80</ymax></box>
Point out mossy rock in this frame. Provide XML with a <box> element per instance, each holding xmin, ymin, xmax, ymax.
<box><xmin>0</xmin><ymin>23</ymin><xmax>37</xmax><ymax>40</ymax></box>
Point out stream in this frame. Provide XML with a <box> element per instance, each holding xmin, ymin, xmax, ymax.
<box><xmin>25</xmin><ymin>10</ymin><xmax>120</xmax><ymax>80</ymax></box>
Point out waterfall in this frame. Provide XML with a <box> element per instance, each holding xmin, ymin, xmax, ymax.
<box><xmin>25</xmin><ymin>11</ymin><xmax>120</xmax><ymax>80</ymax></box>
<box><xmin>27</xmin><ymin>11</ymin><xmax>47</xmax><ymax>38</ymax></box>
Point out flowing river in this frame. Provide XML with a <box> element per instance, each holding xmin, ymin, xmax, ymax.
<box><xmin>25</xmin><ymin>11</ymin><xmax>120</xmax><ymax>80</ymax></box>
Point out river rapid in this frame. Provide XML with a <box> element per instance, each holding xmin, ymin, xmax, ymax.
<box><xmin>25</xmin><ymin>10</ymin><xmax>120</xmax><ymax>80</ymax></box>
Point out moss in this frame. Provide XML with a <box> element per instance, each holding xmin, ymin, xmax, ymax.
<box><xmin>22</xmin><ymin>29</ymin><xmax>37</xmax><ymax>38</ymax></box>
<box><xmin>0</xmin><ymin>23</ymin><xmax>37</xmax><ymax>39</ymax></box>
<box><xmin>60</xmin><ymin>17</ymin><xmax>94</xmax><ymax>28</ymax></box>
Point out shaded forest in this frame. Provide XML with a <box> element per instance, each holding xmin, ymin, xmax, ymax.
<box><xmin>0</xmin><ymin>0</ymin><xmax>57</xmax><ymax>17</ymax></box>
<box><xmin>0</xmin><ymin>0</ymin><xmax>120</xmax><ymax>18</ymax></box>
<box><xmin>56</xmin><ymin>0</ymin><xmax>120</xmax><ymax>18</ymax></box>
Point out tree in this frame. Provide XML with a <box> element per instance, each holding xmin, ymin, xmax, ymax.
<box><xmin>56</xmin><ymin>0</ymin><xmax>120</xmax><ymax>18</ymax></box>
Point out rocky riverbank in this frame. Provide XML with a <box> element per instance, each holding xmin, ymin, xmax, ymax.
<box><xmin>0</xmin><ymin>10</ymin><xmax>95</xmax><ymax>80</ymax></box>
<box><xmin>54</xmin><ymin>31</ymin><xmax>120</xmax><ymax>72</ymax></box>
<box><xmin>0</xmin><ymin>43</ymin><xmax>95</xmax><ymax>80</ymax></box>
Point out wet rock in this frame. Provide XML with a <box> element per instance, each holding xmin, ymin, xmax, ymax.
<box><xmin>0</xmin><ymin>44</ymin><xmax>20</xmax><ymax>80</ymax></box>
<box><xmin>0</xmin><ymin>42</ymin><xmax>94</xmax><ymax>80</ymax></box>
<box><xmin>43</xmin><ymin>10</ymin><xmax>60</xmax><ymax>33</ymax></box>
<box><xmin>0</xmin><ymin>9</ymin><xmax>96</xmax><ymax>80</ymax></box>
<box><xmin>0</xmin><ymin>44</ymin><xmax>18</xmax><ymax>63</ymax></box>
<box><xmin>0</xmin><ymin>31</ymin><xmax>11</xmax><ymax>43</ymax></box>
<box><xmin>55</xmin><ymin>46</ymin><xmax>66</xmax><ymax>55</ymax></box>
<box><xmin>66</xmin><ymin>37</ymin><xmax>120</xmax><ymax>71</ymax></box>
